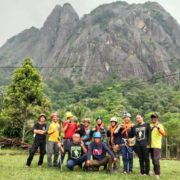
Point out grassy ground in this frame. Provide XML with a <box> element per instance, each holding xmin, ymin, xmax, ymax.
<box><xmin>0</xmin><ymin>149</ymin><xmax>179</xmax><ymax>180</ymax></box>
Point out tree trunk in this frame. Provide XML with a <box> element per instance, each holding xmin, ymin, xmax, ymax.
<box><xmin>22</xmin><ymin>122</ymin><xmax>26</xmax><ymax>143</ymax></box>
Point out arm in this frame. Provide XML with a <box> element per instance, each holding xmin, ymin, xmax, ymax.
<box><xmin>103</xmin><ymin>142</ymin><xmax>115</xmax><ymax>159</ymax></box>
<box><xmin>87</xmin><ymin>143</ymin><xmax>92</xmax><ymax>160</ymax></box>
<box><xmin>146</xmin><ymin>123</ymin><xmax>151</xmax><ymax>147</ymax></box>
<box><xmin>114</xmin><ymin>124</ymin><xmax>121</xmax><ymax>134</ymax></box>
<box><xmin>47</xmin><ymin>124</ymin><xmax>55</xmax><ymax>135</ymax></box>
<box><xmin>63</xmin><ymin>121</ymin><xmax>70</xmax><ymax>132</ymax></box>
<box><xmin>34</xmin><ymin>129</ymin><xmax>46</xmax><ymax>135</ymax></box>
<box><xmin>80</xmin><ymin>141</ymin><xmax>87</xmax><ymax>154</ymax></box>
<box><xmin>157</xmin><ymin>124</ymin><xmax>166</xmax><ymax>137</ymax></box>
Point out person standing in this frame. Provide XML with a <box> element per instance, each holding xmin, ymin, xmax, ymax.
<box><xmin>116</xmin><ymin>112</ymin><xmax>134</xmax><ymax>174</ymax></box>
<box><xmin>150</xmin><ymin>114</ymin><xmax>166</xmax><ymax>179</ymax></box>
<box><xmin>61</xmin><ymin>112</ymin><xmax>78</xmax><ymax>163</ymax></box>
<box><xmin>26</xmin><ymin>113</ymin><xmax>47</xmax><ymax>167</ymax></box>
<box><xmin>47</xmin><ymin>112</ymin><xmax>60</xmax><ymax>167</ymax></box>
<box><xmin>77</xmin><ymin>118</ymin><xmax>91</xmax><ymax>149</ymax></box>
<box><xmin>107</xmin><ymin>117</ymin><xmax>121</xmax><ymax>172</ymax></box>
<box><xmin>132</xmin><ymin>114</ymin><xmax>151</xmax><ymax>175</ymax></box>
<box><xmin>91</xmin><ymin>117</ymin><xmax>108</xmax><ymax>143</ymax></box>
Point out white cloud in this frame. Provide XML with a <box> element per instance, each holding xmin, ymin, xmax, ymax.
<box><xmin>0</xmin><ymin>0</ymin><xmax>180</xmax><ymax>47</ymax></box>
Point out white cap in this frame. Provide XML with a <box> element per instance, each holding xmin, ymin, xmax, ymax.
<box><xmin>110</xmin><ymin>117</ymin><xmax>118</xmax><ymax>122</ymax></box>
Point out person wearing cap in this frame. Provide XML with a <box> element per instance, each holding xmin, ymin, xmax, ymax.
<box><xmin>107</xmin><ymin>117</ymin><xmax>121</xmax><ymax>172</ymax></box>
<box><xmin>76</xmin><ymin>118</ymin><xmax>91</xmax><ymax>149</ymax></box>
<box><xmin>91</xmin><ymin>116</ymin><xmax>108</xmax><ymax>143</ymax></box>
<box><xmin>150</xmin><ymin>114</ymin><xmax>166</xmax><ymax>179</ymax></box>
<box><xmin>61</xmin><ymin>112</ymin><xmax>78</xmax><ymax>163</ymax></box>
<box><xmin>26</xmin><ymin>113</ymin><xmax>47</xmax><ymax>167</ymax></box>
<box><xmin>47</xmin><ymin>112</ymin><xmax>60</xmax><ymax>167</ymax></box>
<box><xmin>114</xmin><ymin>112</ymin><xmax>134</xmax><ymax>174</ymax></box>
<box><xmin>66</xmin><ymin>133</ymin><xmax>87</xmax><ymax>171</ymax></box>
<box><xmin>132</xmin><ymin>114</ymin><xmax>151</xmax><ymax>176</ymax></box>
<box><xmin>85</xmin><ymin>132</ymin><xmax>116</xmax><ymax>173</ymax></box>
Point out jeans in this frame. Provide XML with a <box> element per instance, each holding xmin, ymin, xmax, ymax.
<box><xmin>26</xmin><ymin>140</ymin><xmax>46</xmax><ymax>166</ymax></box>
<box><xmin>121</xmin><ymin>145</ymin><xmax>133</xmax><ymax>172</ymax></box>
<box><xmin>134</xmin><ymin>145</ymin><xmax>150</xmax><ymax>175</ymax></box>
<box><xmin>67</xmin><ymin>154</ymin><xmax>87</xmax><ymax>170</ymax></box>
<box><xmin>47</xmin><ymin>141</ymin><xmax>59</xmax><ymax>167</ymax></box>
<box><xmin>151</xmin><ymin>148</ymin><xmax>161</xmax><ymax>175</ymax></box>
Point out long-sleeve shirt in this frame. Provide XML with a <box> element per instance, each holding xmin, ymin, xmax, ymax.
<box><xmin>132</xmin><ymin>122</ymin><xmax>151</xmax><ymax>146</ymax></box>
<box><xmin>87</xmin><ymin>142</ymin><xmax>115</xmax><ymax>161</ymax></box>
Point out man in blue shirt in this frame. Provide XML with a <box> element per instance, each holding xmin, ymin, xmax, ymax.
<box><xmin>86</xmin><ymin>132</ymin><xmax>116</xmax><ymax>172</ymax></box>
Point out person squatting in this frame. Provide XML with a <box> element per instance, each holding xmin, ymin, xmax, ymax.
<box><xmin>26</xmin><ymin>112</ymin><xmax>166</xmax><ymax>179</ymax></box>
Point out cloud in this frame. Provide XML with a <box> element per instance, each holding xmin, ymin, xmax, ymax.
<box><xmin>0</xmin><ymin>0</ymin><xmax>180</xmax><ymax>47</ymax></box>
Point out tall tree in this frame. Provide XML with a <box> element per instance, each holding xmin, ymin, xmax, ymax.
<box><xmin>1</xmin><ymin>58</ymin><xmax>50</xmax><ymax>142</ymax></box>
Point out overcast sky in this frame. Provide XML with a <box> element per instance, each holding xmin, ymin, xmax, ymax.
<box><xmin>0</xmin><ymin>0</ymin><xmax>180</xmax><ymax>47</ymax></box>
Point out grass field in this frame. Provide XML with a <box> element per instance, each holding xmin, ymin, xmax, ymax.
<box><xmin>0</xmin><ymin>149</ymin><xmax>179</xmax><ymax>180</ymax></box>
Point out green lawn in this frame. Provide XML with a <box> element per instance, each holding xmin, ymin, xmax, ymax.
<box><xmin>0</xmin><ymin>149</ymin><xmax>179</xmax><ymax>180</ymax></box>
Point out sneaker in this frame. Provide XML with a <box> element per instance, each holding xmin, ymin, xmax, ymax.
<box><xmin>25</xmin><ymin>165</ymin><xmax>30</xmax><ymax>168</ymax></box>
<box><xmin>155</xmin><ymin>175</ymin><xmax>160</xmax><ymax>179</ymax></box>
<box><xmin>123</xmin><ymin>171</ymin><xmax>127</xmax><ymax>174</ymax></box>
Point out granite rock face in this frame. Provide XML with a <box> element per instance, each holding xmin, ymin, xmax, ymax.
<box><xmin>0</xmin><ymin>2</ymin><xmax>179</xmax><ymax>83</ymax></box>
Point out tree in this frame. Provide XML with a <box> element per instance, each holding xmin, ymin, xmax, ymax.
<box><xmin>0</xmin><ymin>58</ymin><xmax>50</xmax><ymax>142</ymax></box>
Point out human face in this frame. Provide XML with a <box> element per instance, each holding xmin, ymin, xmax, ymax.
<box><xmin>52</xmin><ymin>115</ymin><xmax>58</xmax><ymax>122</ymax></box>
<box><xmin>111</xmin><ymin>121</ymin><xmax>116</xmax><ymax>127</ymax></box>
<box><xmin>68</xmin><ymin>116</ymin><xmax>73</xmax><ymax>122</ymax></box>
<box><xmin>124</xmin><ymin>117</ymin><xmax>130</xmax><ymax>124</ymax></box>
<box><xmin>136</xmin><ymin>115</ymin><xmax>143</xmax><ymax>124</ymax></box>
<box><xmin>83</xmin><ymin>121</ymin><xmax>89</xmax><ymax>127</ymax></box>
<box><xmin>96</xmin><ymin>119</ymin><xmax>102</xmax><ymax>125</ymax></box>
<box><xmin>151</xmin><ymin>117</ymin><xmax>158</xmax><ymax>124</ymax></box>
<box><xmin>39</xmin><ymin>116</ymin><xmax>46</xmax><ymax>124</ymax></box>
<box><xmin>72</xmin><ymin>134</ymin><xmax>80</xmax><ymax>144</ymax></box>
<box><xmin>94</xmin><ymin>138</ymin><xmax>101</xmax><ymax>144</ymax></box>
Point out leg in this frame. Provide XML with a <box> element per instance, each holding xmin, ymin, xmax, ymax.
<box><xmin>121</xmin><ymin>146</ymin><xmax>128</xmax><ymax>172</ymax></box>
<box><xmin>47</xmin><ymin>141</ymin><xmax>54</xmax><ymax>167</ymax></box>
<box><xmin>38</xmin><ymin>141</ymin><xmax>46</xmax><ymax>166</ymax></box>
<box><xmin>26</xmin><ymin>141</ymin><xmax>39</xmax><ymax>166</ymax></box>
<box><xmin>142</xmin><ymin>146</ymin><xmax>150</xmax><ymax>175</ymax></box>
<box><xmin>112</xmin><ymin>145</ymin><xmax>120</xmax><ymax>171</ymax></box>
<box><xmin>134</xmin><ymin>146</ymin><xmax>144</xmax><ymax>174</ymax></box>
<box><xmin>127</xmin><ymin>147</ymin><xmax>133</xmax><ymax>172</ymax></box>
<box><xmin>67</xmin><ymin>159</ymin><xmax>76</xmax><ymax>170</ymax></box>
<box><xmin>53</xmin><ymin>142</ymin><xmax>59</xmax><ymax>167</ymax></box>
<box><xmin>152</xmin><ymin>148</ymin><xmax>161</xmax><ymax>175</ymax></box>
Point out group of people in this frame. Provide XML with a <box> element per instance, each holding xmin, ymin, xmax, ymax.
<box><xmin>26</xmin><ymin>111</ymin><xmax>166</xmax><ymax>179</ymax></box>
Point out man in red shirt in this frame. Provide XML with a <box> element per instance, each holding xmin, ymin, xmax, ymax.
<box><xmin>61</xmin><ymin>112</ymin><xmax>78</xmax><ymax>165</ymax></box>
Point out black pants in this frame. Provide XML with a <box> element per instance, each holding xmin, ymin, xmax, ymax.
<box><xmin>60</xmin><ymin>139</ymin><xmax>71</xmax><ymax>165</ymax></box>
<box><xmin>26</xmin><ymin>140</ymin><xmax>46</xmax><ymax>166</ymax></box>
<box><xmin>134</xmin><ymin>145</ymin><xmax>150</xmax><ymax>175</ymax></box>
<box><xmin>150</xmin><ymin>148</ymin><xmax>161</xmax><ymax>175</ymax></box>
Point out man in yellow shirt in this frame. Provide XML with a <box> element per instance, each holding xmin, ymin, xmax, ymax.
<box><xmin>47</xmin><ymin>112</ymin><xmax>60</xmax><ymax>167</ymax></box>
<box><xmin>150</xmin><ymin>114</ymin><xmax>166</xmax><ymax>179</ymax></box>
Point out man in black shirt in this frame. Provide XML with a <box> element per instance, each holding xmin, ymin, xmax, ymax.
<box><xmin>132</xmin><ymin>114</ymin><xmax>151</xmax><ymax>175</ymax></box>
<box><xmin>66</xmin><ymin>133</ymin><xmax>87</xmax><ymax>171</ymax></box>
<box><xmin>26</xmin><ymin>113</ymin><xmax>47</xmax><ymax>167</ymax></box>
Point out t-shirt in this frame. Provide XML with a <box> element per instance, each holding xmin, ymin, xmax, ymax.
<box><xmin>47</xmin><ymin>121</ymin><xmax>60</xmax><ymax>142</ymax></box>
<box><xmin>63</xmin><ymin>121</ymin><xmax>78</xmax><ymax>139</ymax></box>
<box><xmin>67</xmin><ymin>142</ymin><xmax>83</xmax><ymax>160</ymax></box>
<box><xmin>151</xmin><ymin>123</ymin><xmax>165</xmax><ymax>149</ymax></box>
<box><xmin>87</xmin><ymin>142</ymin><xmax>115</xmax><ymax>161</ymax></box>
<box><xmin>33</xmin><ymin>123</ymin><xmax>46</xmax><ymax>141</ymax></box>
<box><xmin>132</xmin><ymin>123</ymin><xmax>151</xmax><ymax>146</ymax></box>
